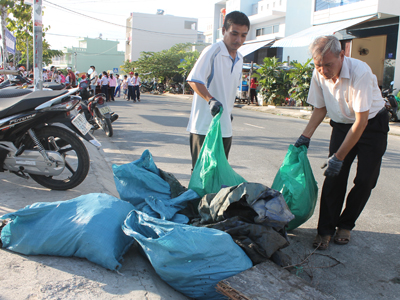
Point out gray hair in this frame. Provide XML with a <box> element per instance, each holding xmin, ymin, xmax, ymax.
<box><xmin>309</xmin><ymin>35</ymin><xmax>342</xmax><ymax>59</ymax></box>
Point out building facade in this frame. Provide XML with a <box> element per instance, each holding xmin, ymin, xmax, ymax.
<box><xmin>274</xmin><ymin>0</ymin><xmax>400</xmax><ymax>90</ymax></box>
<box><xmin>207</xmin><ymin>0</ymin><xmax>400</xmax><ymax>89</ymax></box>
<box><xmin>206</xmin><ymin>0</ymin><xmax>287</xmax><ymax>64</ymax></box>
<box><xmin>125</xmin><ymin>11</ymin><xmax>206</xmax><ymax>62</ymax></box>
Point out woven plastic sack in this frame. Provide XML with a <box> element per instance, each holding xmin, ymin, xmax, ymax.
<box><xmin>123</xmin><ymin>210</ymin><xmax>252</xmax><ymax>300</ymax></box>
<box><xmin>0</xmin><ymin>193</ymin><xmax>134</xmax><ymax>271</ymax></box>
<box><xmin>271</xmin><ymin>145</ymin><xmax>318</xmax><ymax>230</ymax></box>
<box><xmin>189</xmin><ymin>109</ymin><xmax>246</xmax><ymax>197</ymax></box>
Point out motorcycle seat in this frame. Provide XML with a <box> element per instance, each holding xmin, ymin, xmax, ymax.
<box><xmin>0</xmin><ymin>90</ymin><xmax>68</xmax><ymax>119</ymax></box>
<box><xmin>0</xmin><ymin>88</ymin><xmax>33</xmax><ymax>98</ymax></box>
<box><xmin>43</xmin><ymin>82</ymin><xmax>65</xmax><ymax>90</ymax></box>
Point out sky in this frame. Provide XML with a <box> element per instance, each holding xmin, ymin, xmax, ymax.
<box><xmin>41</xmin><ymin>0</ymin><xmax>217</xmax><ymax>52</ymax></box>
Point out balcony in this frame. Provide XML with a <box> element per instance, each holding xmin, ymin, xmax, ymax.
<box><xmin>249</xmin><ymin>0</ymin><xmax>287</xmax><ymax>24</ymax></box>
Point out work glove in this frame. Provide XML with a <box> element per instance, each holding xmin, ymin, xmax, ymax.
<box><xmin>209</xmin><ymin>97</ymin><xmax>223</xmax><ymax>117</ymax></box>
<box><xmin>294</xmin><ymin>134</ymin><xmax>310</xmax><ymax>148</ymax></box>
<box><xmin>321</xmin><ymin>154</ymin><xmax>343</xmax><ymax>177</ymax></box>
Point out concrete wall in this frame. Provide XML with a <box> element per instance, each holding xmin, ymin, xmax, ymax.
<box><xmin>281</xmin><ymin>0</ymin><xmax>313</xmax><ymax>63</ymax></box>
<box><xmin>128</xmin><ymin>13</ymin><xmax>199</xmax><ymax>62</ymax></box>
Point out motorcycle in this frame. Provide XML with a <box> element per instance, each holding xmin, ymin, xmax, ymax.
<box><xmin>77</xmin><ymin>89</ymin><xmax>118</xmax><ymax>137</ymax></box>
<box><xmin>382</xmin><ymin>81</ymin><xmax>399</xmax><ymax>122</ymax></box>
<box><xmin>0</xmin><ymin>87</ymin><xmax>100</xmax><ymax>190</ymax></box>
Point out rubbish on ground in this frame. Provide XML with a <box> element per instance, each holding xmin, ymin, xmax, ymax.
<box><xmin>123</xmin><ymin>209</ymin><xmax>252</xmax><ymax>300</ymax></box>
<box><xmin>217</xmin><ymin>259</ymin><xmax>335</xmax><ymax>300</ymax></box>
<box><xmin>0</xmin><ymin>193</ymin><xmax>134</xmax><ymax>271</ymax></box>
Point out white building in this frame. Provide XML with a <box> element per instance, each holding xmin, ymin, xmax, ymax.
<box><xmin>125</xmin><ymin>11</ymin><xmax>206</xmax><ymax>62</ymax></box>
<box><xmin>207</xmin><ymin>0</ymin><xmax>400</xmax><ymax>89</ymax></box>
<box><xmin>207</xmin><ymin>0</ymin><xmax>287</xmax><ymax>64</ymax></box>
<box><xmin>273</xmin><ymin>0</ymin><xmax>400</xmax><ymax>89</ymax></box>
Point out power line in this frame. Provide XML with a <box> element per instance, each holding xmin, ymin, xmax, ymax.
<box><xmin>43</xmin><ymin>0</ymin><xmax>201</xmax><ymax>37</ymax></box>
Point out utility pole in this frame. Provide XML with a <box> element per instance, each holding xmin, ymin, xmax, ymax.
<box><xmin>26</xmin><ymin>25</ymin><xmax>29</xmax><ymax>71</ymax></box>
<box><xmin>74</xmin><ymin>52</ymin><xmax>77</xmax><ymax>71</ymax></box>
<box><xmin>33</xmin><ymin>0</ymin><xmax>43</xmax><ymax>91</ymax></box>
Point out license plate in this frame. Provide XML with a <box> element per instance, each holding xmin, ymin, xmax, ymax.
<box><xmin>72</xmin><ymin>113</ymin><xmax>92</xmax><ymax>135</ymax></box>
<box><xmin>99</xmin><ymin>105</ymin><xmax>111</xmax><ymax>115</ymax></box>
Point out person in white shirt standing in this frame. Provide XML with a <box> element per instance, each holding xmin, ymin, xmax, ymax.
<box><xmin>127</xmin><ymin>72</ymin><xmax>135</xmax><ymax>101</ymax></box>
<box><xmin>132</xmin><ymin>72</ymin><xmax>141</xmax><ymax>102</ymax></box>
<box><xmin>100</xmin><ymin>71</ymin><xmax>109</xmax><ymax>101</ymax></box>
<box><xmin>294</xmin><ymin>35</ymin><xmax>389</xmax><ymax>250</ymax></box>
<box><xmin>186</xmin><ymin>11</ymin><xmax>249</xmax><ymax>170</ymax></box>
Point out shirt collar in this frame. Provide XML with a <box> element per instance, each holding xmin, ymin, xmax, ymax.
<box><xmin>339</xmin><ymin>56</ymin><xmax>350</xmax><ymax>80</ymax></box>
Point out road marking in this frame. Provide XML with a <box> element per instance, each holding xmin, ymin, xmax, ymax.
<box><xmin>244</xmin><ymin>123</ymin><xmax>264</xmax><ymax>129</ymax></box>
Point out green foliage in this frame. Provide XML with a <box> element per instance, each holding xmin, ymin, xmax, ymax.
<box><xmin>288</xmin><ymin>58</ymin><xmax>314</xmax><ymax>106</ymax></box>
<box><xmin>257</xmin><ymin>57</ymin><xmax>314</xmax><ymax>106</ymax></box>
<box><xmin>120</xmin><ymin>60</ymin><xmax>135</xmax><ymax>74</ymax></box>
<box><xmin>5</xmin><ymin>0</ymin><xmax>64</xmax><ymax>68</ymax></box>
<box><xmin>133</xmin><ymin>43</ymin><xmax>194</xmax><ymax>83</ymax></box>
<box><xmin>178</xmin><ymin>50</ymin><xmax>200</xmax><ymax>77</ymax></box>
<box><xmin>257</xmin><ymin>57</ymin><xmax>291</xmax><ymax>106</ymax></box>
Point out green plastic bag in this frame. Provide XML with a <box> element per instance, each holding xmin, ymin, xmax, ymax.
<box><xmin>271</xmin><ymin>145</ymin><xmax>318</xmax><ymax>231</ymax></box>
<box><xmin>188</xmin><ymin>109</ymin><xmax>246</xmax><ymax>197</ymax></box>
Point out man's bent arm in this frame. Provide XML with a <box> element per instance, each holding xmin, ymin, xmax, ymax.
<box><xmin>188</xmin><ymin>81</ymin><xmax>213</xmax><ymax>102</ymax></box>
<box><xmin>335</xmin><ymin>111</ymin><xmax>369</xmax><ymax>161</ymax></box>
<box><xmin>302</xmin><ymin>107</ymin><xmax>327</xmax><ymax>138</ymax></box>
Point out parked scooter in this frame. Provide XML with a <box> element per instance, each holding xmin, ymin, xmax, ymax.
<box><xmin>77</xmin><ymin>92</ymin><xmax>118</xmax><ymax>137</ymax></box>
<box><xmin>0</xmin><ymin>88</ymin><xmax>100</xmax><ymax>190</ymax></box>
<box><xmin>382</xmin><ymin>81</ymin><xmax>399</xmax><ymax>122</ymax></box>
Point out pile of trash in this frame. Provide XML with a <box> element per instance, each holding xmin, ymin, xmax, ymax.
<box><xmin>0</xmin><ymin>111</ymin><xmax>318</xmax><ymax>300</ymax></box>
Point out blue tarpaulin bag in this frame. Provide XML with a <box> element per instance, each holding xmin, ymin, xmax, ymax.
<box><xmin>113</xmin><ymin>150</ymin><xmax>200</xmax><ymax>223</ymax></box>
<box><xmin>189</xmin><ymin>109</ymin><xmax>246</xmax><ymax>197</ymax></box>
<box><xmin>271</xmin><ymin>145</ymin><xmax>318</xmax><ymax>230</ymax></box>
<box><xmin>0</xmin><ymin>193</ymin><xmax>135</xmax><ymax>271</ymax></box>
<box><xmin>123</xmin><ymin>210</ymin><xmax>252</xmax><ymax>300</ymax></box>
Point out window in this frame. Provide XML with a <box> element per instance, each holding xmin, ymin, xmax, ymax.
<box><xmin>185</xmin><ymin>21</ymin><xmax>197</xmax><ymax>30</ymax></box>
<box><xmin>273</xmin><ymin>2</ymin><xmax>275</xmax><ymax>7</ymax></box>
<box><xmin>256</xmin><ymin>25</ymin><xmax>279</xmax><ymax>36</ymax></box>
<box><xmin>267</xmin><ymin>4</ymin><xmax>269</xmax><ymax>9</ymax></box>
<box><xmin>315</xmin><ymin>0</ymin><xmax>365</xmax><ymax>11</ymax></box>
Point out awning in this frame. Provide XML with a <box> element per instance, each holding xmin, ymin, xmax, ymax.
<box><xmin>238</xmin><ymin>39</ymin><xmax>274</xmax><ymax>57</ymax></box>
<box><xmin>271</xmin><ymin>15</ymin><xmax>376</xmax><ymax>48</ymax></box>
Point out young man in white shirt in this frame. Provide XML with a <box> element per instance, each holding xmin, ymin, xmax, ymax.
<box><xmin>294</xmin><ymin>35</ymin><xmax>388</xmax><ymax>250</ymax></box>
<box><xmin>186</xmin><ymin>11</ymin><xmax>250</xmax><ymax>169</ymax></box>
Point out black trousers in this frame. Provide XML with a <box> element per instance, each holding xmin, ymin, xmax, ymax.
<box><xmin>127</xmin><ymin>86</ymin><xmax>134</xmax><ymax>100</ymax></box>
<box><xmin>133</xmin><ymin>85</ymin><xmax>140</xmax><ymax>101</ymax></box>
<box><xmin>250</xmin><ymin>88</ymin><xmax>257</xmax><ymax>103</ymax></box>
<box><xmin>101</xmin><ymin>85</ymin><xmax>108</xmax><ymax>101</ymax></box>
<box><xmin>190</xmin><ymin>133</ymin><xmax>232</xmax><ymax>169</ymax></box>
<box><xmin>318</xmin><ymin>108</ymin><xmax>389</xmax><ymax>236</ymax></box>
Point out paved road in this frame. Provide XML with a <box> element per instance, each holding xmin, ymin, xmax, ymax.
<box><xmin>1</xmin><ymin>93</ymin><xmax>399</xmax><ymax>299</ymax></box>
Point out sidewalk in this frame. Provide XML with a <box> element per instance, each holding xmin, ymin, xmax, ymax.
<box><xmin>162</xmin><ymin>93</ymin><xmax>400</xmax><ymax>136</ymax></box>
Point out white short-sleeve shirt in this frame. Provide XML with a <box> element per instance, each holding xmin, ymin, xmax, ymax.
<box><xmin>186</xmin><ymin>40</ymin><xmax>243</xmax><ymax>137</ymax></box>
<box><xmin>307</xmin><ymin>56</ymin><xmax>385</xmax><ymax>124</ymax></box>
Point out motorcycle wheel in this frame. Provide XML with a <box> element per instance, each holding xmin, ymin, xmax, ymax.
<box><xmin>24</xmin><ymin>126</ymin><xmax>90</xmax><ymax>190</ymax></box>
<box><xmin>101</xmin><ymin>115</ymin><xmax>113</xmax><ymax>137</ymax></box>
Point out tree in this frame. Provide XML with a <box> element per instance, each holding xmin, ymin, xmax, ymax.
<box><xmin>178</xmin><ymin>50</ymin><xmax>200</xmax><ymax>77</ymax></box>
<box><xmin>120</xmin><ymin>59</ymin><xmax>135</xmax><ymax>74</ymax></box>
<box><xmin>288</xmin><ymin>58</ymin><xmax>314</xmax><ymax>106</ymax></box>
<box><xmin>257</xmin><ymin>57</ymin><xmax>291</xmax><ymax>106</ymax></box>
<box><xmin>5</xmin><ymin>0</ymin><xmax>63</xmax><ymax>69</ymax></box>
<box><xmin>134</xmin><ymin>43</ymin><xmax>194</xmax><ymax>83</ymax></box>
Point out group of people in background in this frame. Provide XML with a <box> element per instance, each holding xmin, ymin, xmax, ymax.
<box><xmin>86</xmin><ymin>66</ymin><xmax>141</xmax><ymax>102</ymax></box>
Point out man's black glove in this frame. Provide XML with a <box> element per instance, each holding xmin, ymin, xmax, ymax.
<box><xmin>209</xmin><ymin>97</ymin><xmax>223</xmax><ymax>117</ymax></box>
<box><xmin>294</xmin><ymin>134</ymin><xmax>310</xmax><ymax>148</ymax></box>
<box><xmin>321</xmin><ymin>154</ymin><xmax>343</xmax><ymax>177</ymax></box>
